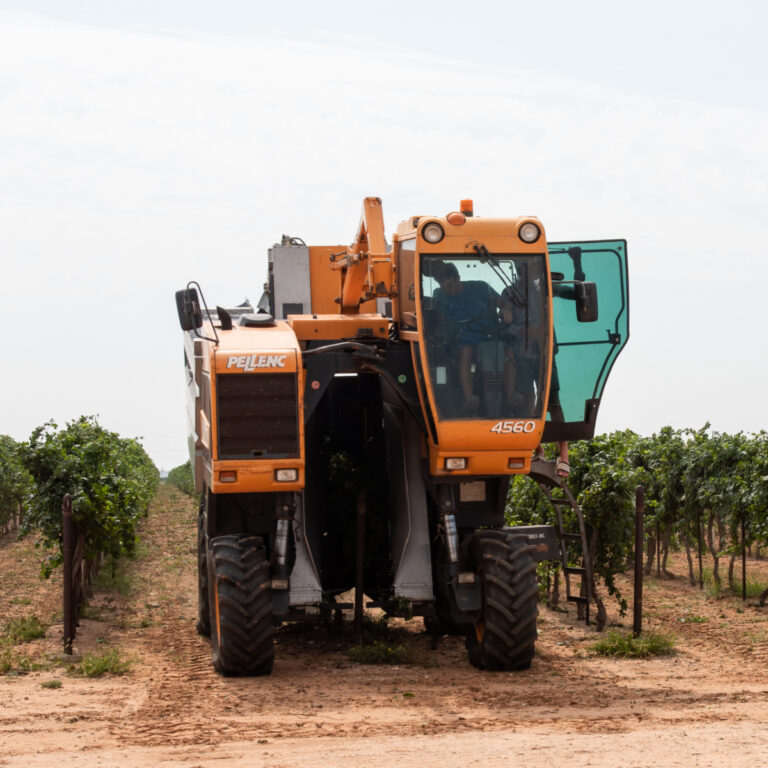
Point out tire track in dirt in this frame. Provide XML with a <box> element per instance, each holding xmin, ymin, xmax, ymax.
<box><xmin>110</xmin><ymin>614</ymin><xmax>230</xmax><ymax>746</ymax></box>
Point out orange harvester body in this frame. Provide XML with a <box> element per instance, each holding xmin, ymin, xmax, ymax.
<box><xmin>177</xmin><ymin>197</ymin><xmax>629</xmax><ymax>675</ymax></box>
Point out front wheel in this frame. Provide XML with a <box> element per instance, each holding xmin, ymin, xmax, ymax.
<box><xmin>207</xmin><ymin>534</ymin><xmax>274</xmax><ymax>676</ymax></box>
<box><xmin>465</xmin><ymin>531</ymin><xmax>538</xmax><ymax>671</ymax></box>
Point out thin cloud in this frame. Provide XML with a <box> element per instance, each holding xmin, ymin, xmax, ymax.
<box><xmin>1</xmin><ymin>12</ymin><xmax>766</xmax><ymax>465</ymax></box>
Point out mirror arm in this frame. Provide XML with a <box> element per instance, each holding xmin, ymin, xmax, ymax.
<box><xmin>188</xmin><ymin>281</ymin><xmax>220</xmax><ymax>346</ymax></box>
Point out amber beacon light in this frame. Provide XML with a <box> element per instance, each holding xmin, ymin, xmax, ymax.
<box><xmin>446</xmin><ymin>211</ymin><xmax>467</xmax><ymax>225</ymax></box>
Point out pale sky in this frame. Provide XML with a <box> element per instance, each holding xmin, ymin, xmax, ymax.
<box><xmin>1</xmin><ymin>2</ymin><xmax>767</xmax><ymax>470</ymax></box>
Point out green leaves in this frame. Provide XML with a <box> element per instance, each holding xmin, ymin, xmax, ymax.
<box><xmin>507</xmin><ymin>426</ymin><xmax>768</xmax><ymax>609</ymax></box>
<box><xmin>167</xmin><ymin>460</ymin><xmax>196</xmax><ymax>496</ymax></box>
<box><xmin>0</xmin><ymin>435</ymin><xmax>33</xmax><ymax>529</ymax></box>
<box><xmin>19</xmin><ymin>416</ymin><xmax>159</xmax><ymax>576</ymax></box>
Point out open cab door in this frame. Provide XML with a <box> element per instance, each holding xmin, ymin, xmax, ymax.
<box><xmin>543</xmin><ymin>240</ymin><xmax>629</xmax><ymax>442</ymax></box>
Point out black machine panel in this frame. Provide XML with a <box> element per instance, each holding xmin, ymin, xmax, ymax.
<box><xmin>216</xmin><ymin>373</ymin><xmax>299</xmax><ymax>459</ymax></box>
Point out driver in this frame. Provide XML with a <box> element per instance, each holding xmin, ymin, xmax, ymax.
<box><xmin>434</xmin><ymin>262</ymin><xmax>514</xmax><ymax>415</ymax></box>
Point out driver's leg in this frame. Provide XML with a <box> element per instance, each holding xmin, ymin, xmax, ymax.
<box><xmin>503</xmin><ymin>355</ymin><xmax>523</xmax><ymax>413</ymax></box>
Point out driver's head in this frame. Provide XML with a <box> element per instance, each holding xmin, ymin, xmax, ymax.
<box><xmin>438</xmin><ymin>263</ymin><xmax>461</xmax><ymax>295</ymax></box>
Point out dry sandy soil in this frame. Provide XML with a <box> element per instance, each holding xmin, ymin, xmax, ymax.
<box><xmin>2</xmin><ymin>485</ymin><xmax>767</xmax><ymax>767</ymax></box>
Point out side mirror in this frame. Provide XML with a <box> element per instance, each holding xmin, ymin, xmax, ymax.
<box><xmin>576</xmin><ymin>282</ymin><xmax>598</xmax><ymax>322</ymax></box>
<box><xmin>175</xmin><ymin>288</ymin><xmax>203</xmax><ymax>331</ymax></box>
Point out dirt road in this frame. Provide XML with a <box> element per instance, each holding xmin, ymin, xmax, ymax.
<box><xmin>2</xmin><ymin>485</ymin><xmax>767</xmax><ymax>767</ymax></box>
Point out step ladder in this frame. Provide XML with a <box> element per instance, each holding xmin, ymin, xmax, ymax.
<box><xmin>529</xmin><ymin>457</ymin><xmax>595</xmax><ymax>626</ymax></box>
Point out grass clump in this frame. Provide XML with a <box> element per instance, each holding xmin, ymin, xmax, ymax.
<box><xmin>361</xmin><ymin>613</ymin><xmax>391</xmax><ymax>638</ymax></box>
<box><xmin>0</xmin><ymin>646</ymin><xmax>41</xmax><ymax>675</ymax></box>
<box><xmin>79</xmin><ymin>604</ymin><xmax>108</xmax><ymax>621</ymax></box>
<box><xmin>10</xmin><ymin>596</ymin><xmax>32</xmax><ymax>606</ymax></box>
<box><xmin>92</xmin><ymin>556</ymin><xmax>134</xmax><ymax>596</ymax></box>
<box><xmin>733</xmin><ymin>577</ymin><xmax>768</xmax><ymax>600</ymax></box>
<box><xmin>678</xmin><ymin>613</ymin><xmax>707</xmax><ymax>624</ymax></box>
<box><xmin>348</xmin><ymin>640</ymin><xmax>411</xmax><ymax>665</ymax></box>
<box><xmin>93</xmin><ymin>569</ymin><xmax>132</xmax><ymax>596</ymax></box>
<box><xmin>590</xmin><ymin>630</ymin><xmax>675</xmax><ymax>659</ymax></box>
<box><xmin>3</xmin><ymin>616</ymin><xmax>47</xmax><ymax>644</ymax></box>
<box><xmin>41</xmin><ymin>679</ymin><xmax>62</xmax><ymax>689</ymax></box>
<box><xmin>699</xmin><ymin>567</ymin><xmax>768</xmax><ymax>599</ymax></box>
<box><xmin>78</xmin><ymin>647</ymin><xmax>133</xmax><ymax>677</ymax></box>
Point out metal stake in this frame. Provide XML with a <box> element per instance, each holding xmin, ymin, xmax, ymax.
<box><xmin>742</xmin><ymin>514</ymin><xmax>747</xmax><ymax>602</ymax></box>
<box><xmin>633</xmin><ymin>486</ymin><xmax>644</xmax><ymax>637</ymax></box>
<box><xmin>62</xmin><ymin>494</ymin><xmax>74</xmax><ymax>654</ymax></box>
<box><xmin>697</xmin><ymin>512</ymin><xmax>704</xmax><ymax>589</ymax></box>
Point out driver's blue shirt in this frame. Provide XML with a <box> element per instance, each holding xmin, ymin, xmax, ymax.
<box><xmin>434</xmin><ymin>280</ymin><xmax>500</xmax><ymax>345</ymax></box>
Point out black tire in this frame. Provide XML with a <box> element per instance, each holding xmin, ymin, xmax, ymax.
<box><xmin>465</xmin><ymin>531</ymin><xmax>538</xmax><ymax>671</ymax></box>
<box><xmin>207</xmin><ymin>534</ymin><xmax>274</xmax><ymax>676</ymax></box>
<box><xmin>196</xmin><ymin>496</ymin><xmax>211</xmax><ymax>637</ymax></box>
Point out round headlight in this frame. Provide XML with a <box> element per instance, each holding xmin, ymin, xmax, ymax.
<box><xmin>422</xmin><ymin>222</ymin><xmax>445</xmax><ymax>244</ymax></box>
<box><xmin>519</xmin><ymin>222</ymin><xmax>541</xmax><ymax>243</ymax></box>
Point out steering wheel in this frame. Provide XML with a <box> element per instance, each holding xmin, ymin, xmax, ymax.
<box><xmin>463</xmin><ymin>308</ymin><xmax>515</xmax><ymax>340</ymax></box>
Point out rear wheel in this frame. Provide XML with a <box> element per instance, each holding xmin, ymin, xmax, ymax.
<box><xmin>196</xmin><ymin>497</ymin><xmax>210</xmax><ymax>637</ymax></box>
<box><xmin>207</xmin><ymin>534</ymin><xmax>274</xmax><ymax>676</ymax></box>
<box><xmin>465</xmin><ymin>531</ymin><xmax>538</xmax><ymax>670</ymax></box>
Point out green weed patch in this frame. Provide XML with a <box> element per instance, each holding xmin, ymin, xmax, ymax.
<box><xmin>0</xmin><ymin>646</ymin><xmax>41</xmax><ymax>675</ymax></box>
<box><xmin>348</xmin><ymin>640</ymin><xmax>411</xmax><ymax>665</ymax></box>
<box><xmin>3</xmin><ymin>615</ymin><xmax>47</xmax><ymax>644</ymax></box>
<box><xmin>78</xmin><ymin>647</ymin><xmax>133</xmax><ymax>677</ymax></box>
<box><xmin>590</xmin><ymin>630</ymin><xmax>675</xmax><ymax>658</ymax></box>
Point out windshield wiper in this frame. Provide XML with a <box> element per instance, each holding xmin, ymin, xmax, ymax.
<box><xmin>478</xmin><ymin>244</ymin><xmax>540</xmax><ymax>351</ymax></box>
<box><xmin>473</xmin><ymin>243</ymin><xmax>509</xmax><ymax>286</ymax></box>
<box><xmin>473</xmin><ymin>243</ymin><xmax>532</xmax><ymax>350</ymax></box>
<box><xmin>473</xmin><ymin>244</ymin><xmax>526</xmax><ymax>306</ymax></box>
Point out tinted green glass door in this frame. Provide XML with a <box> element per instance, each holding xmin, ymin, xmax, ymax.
<box><xmin>543</xmin><ymin>240</ymin><xmax>629</xmax><ymax>442</ymax></box>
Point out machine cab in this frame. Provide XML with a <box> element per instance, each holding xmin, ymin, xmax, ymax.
<box><xmin>397</xmin><ymin>217</ymin><xmax>628</xmax><ymax>470</ymax></box>
<box><xmin>419</xmin><ymin>252</ymin><xmax>551</xmax><ymax>423</ymax></box>
<box><xmin>395</xmin><ymin>212</ymin><xmax>555</xmax><ymax>475</ymax></box>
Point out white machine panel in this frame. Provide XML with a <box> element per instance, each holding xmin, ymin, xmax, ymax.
<box><xmin>269</xmin><ymin>244</ymin><xmax>312</xmax><ymax>318</ymax></box>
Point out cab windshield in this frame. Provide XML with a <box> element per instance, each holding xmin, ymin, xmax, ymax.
<box><xmin>420</xmin><ymin>254</ymin><xmax>550</xmax><ymax>421</ymax></box>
